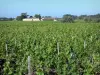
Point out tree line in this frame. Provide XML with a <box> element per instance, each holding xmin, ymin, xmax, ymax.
<box><xmin>0</xmin><ymin>17</ymin><xmax>14</xmax><ymax>21</ymax></box>
<box><xmin>16</xmin><ymin>13</ymin><xmax>42</xmax><ymax>21</ymax></box>
<box><xmin>62</xmin><ymin>14</ymin><xmax>100</xmax><ymax>23</ymax></box>
<box><xmin>16</xmin><ymin>13</ymin><xmax>55</xmax><ymax>21</ymax></box>
<box><xmin>16</xmin><ymin>13</ymin><xmax>100</xmax><ymax>23</ymax></box>
<box><xmin>0</xmin><ymin>13</ymin><xmax>100</xmax><ymax>23</ymax></box>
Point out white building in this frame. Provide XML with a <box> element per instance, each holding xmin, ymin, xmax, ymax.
<box><xmin>23</xmin><ymin>18</ymin><xmax>40</xmax><ymax>21</ymax></box>
<box><xmin>54</xmin><ymin>19</ymin><xmax>57</xmax><ymax>21</ymax></box>
<box><xmin>23</xmin><ymin>18</ymin><xmax>57</xmax><ymax>21</ymax></box>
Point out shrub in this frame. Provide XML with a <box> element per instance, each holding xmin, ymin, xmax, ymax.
<box><xmin>62</xmin><ymin>14</ymin><xmax>74</xmax><ymax>23</ymax></box>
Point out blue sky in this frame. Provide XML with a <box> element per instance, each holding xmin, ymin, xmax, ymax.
<box><xmin>0</xmin><ymin>0</ymin><xmax>100</xmax><ymax>18</ymax></box>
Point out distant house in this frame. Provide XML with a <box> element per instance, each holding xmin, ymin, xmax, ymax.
<box><xmin>42</xmin><ymin>18</ymin><xmax>57</xmax><ymax>21</ymax></box>
<box><xmin>54</xmin><ymin>19</ymin><xmax>57</xmax><ymax>21</ymax></box>
<box><xmin>23</xmin><ymin>18</ymin><xmax>40</xmax><ymax>21</ymax></box>
<box><xmin>23</xmin><ymin>17</ymin><xmax>57</xmax><ymax>21</ymax></box>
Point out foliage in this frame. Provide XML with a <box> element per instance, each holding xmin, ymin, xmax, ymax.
<box><xmin>62</xmin><ymin>14</ymin><xmax>74</xmax><ymax>23</ymax></box>
<box><xmin>34</xmin><ymin>14</ymin><xmax>41</xmax><ymax>20</ymax></box>
<box><xmin>0</xmin><ymin>17</ymin><xmax>14</xmax><ymax>21</ymax></box>
<box><xmin>0</xmin><ymin>21</ymin><xmax>100</xmax><ymax>75</ymax></box>
<box><xmin>80</xmin><ymin>14</ymin><xmax>100</xmax><ymax>23</ymax></box>
<box><xmin>42</xmin><ymin>16</ymin><xmax>52</xmax><ymax>18</ymax></box>
<box><xmin>16</xmin><ymin>16</ymin><xmax>22</xmax><ymax>21</ymax></box>
<box><xmin>79</xmin><ymin>15</ymin><xmax>87</xmax><ymax>19</ymax></box>
<box><xmin>16</xmin><ymin>13</ymin><xmax>28</xmax><ymax>21</ymax></box>
<box><xmin>21</xmin><ymin>13</ymin><xmax>27</xmax><ymax>19</ymax></box>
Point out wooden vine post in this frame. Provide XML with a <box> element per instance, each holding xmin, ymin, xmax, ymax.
<box><xmin>5</xmin><ymin>43</ymin><xmax>8</xmax><ymax>57</ymax></box>
<box><xmin>28</xmin><ymin>56</ymin><xmax>31</xmax><ymax>75</ymax></box>
<box><xmin>57</xmin><ymin>42</ymin><xmax>59</xmax><ymax>55</ymax></box>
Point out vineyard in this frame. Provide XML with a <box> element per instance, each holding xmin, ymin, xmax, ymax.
<box><xmin>0</xmin><ymin>21</ymin><xmax>100</xmax><ymax>75</ymax></box>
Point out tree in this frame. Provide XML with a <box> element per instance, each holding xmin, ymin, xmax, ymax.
<box><xmin>62</xmin><ymin>14</ymin><xmax>74</xmax><ymax>23</ymax></box>
<box><xmin>84</xmin><ymin>17</ymin><xmax>92</xmax><ymax>22</ymax></box>
<box><xmin>8</xmin><ymin>18</ymin><xmax>14</xmax><ymax>21</ymax></box>
<box><xmin>34</xmin><ymin>14</ymin><xmax>39</xmax><ymax>18</ymax></box>
<box><xmin>0</xmin><ymin>17</ymin><xmax>8</xmax><ymax>21</ymax></box>
<box><xmin>16</xmin><ymin>13</ymin><xmax>28</xmax><ymax>21</ymax></box>
<box><xmin>16</xmin><ymin>16</ymin><xmax>22</xmax><ymax>21</ymax></box>
<box><xmin>79</xmin><ymin>15</ymin><xmax>87</xmax><ymax>19</ymax></box>
<box><xmin>83</xmin><ymin>14</ymin><xmax>100</xmax><ymax>23</ymax></box>
<box><xmin>21</xmin><ymin>13</ymin><xmax>28</xmax><ymax>19</ymax></box>
<box><xmin>42</xmin><ymin>16</ymin><xmax>52</xmax><ymax>18</ymax></box>
<box><xmin>34</xmin><ymin>14</ymin><xmax>41</xmax><ymax>20</ymax></box>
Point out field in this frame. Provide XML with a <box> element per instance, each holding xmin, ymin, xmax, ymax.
<box><xmin>0</xmin><ymin>21</ymin><xmax>100</xmax><ymax>75</ymax></box>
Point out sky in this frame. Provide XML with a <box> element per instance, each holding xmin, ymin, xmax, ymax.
<box><xmin>0</xmin><ymin>0</ymin><xmax>100</xmax><ymax>18</ymax></box>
